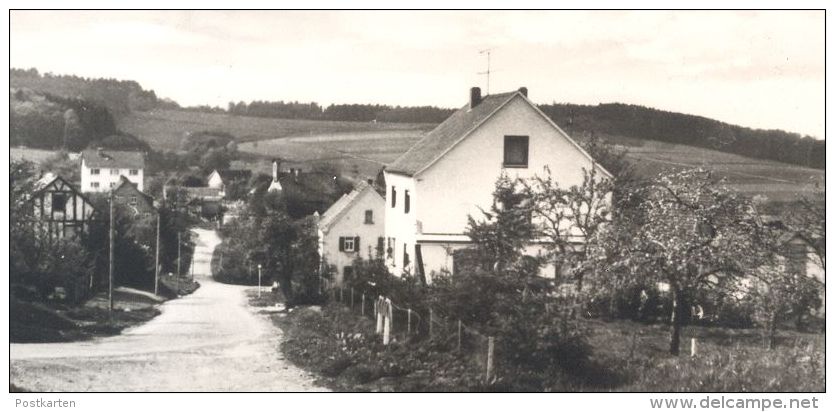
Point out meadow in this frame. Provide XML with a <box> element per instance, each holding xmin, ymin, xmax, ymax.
<box><xmin>10</xmin><ymin>147</ymin><xmax>60</xmax><ymax>164</ymax></box>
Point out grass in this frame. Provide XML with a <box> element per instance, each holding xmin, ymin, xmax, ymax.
<box><xmin>10</xmin><ymin>146</ymin><xmax>59</xmax><ymax>163</ymax></box>
<box><xmin>117</xmin><ymin>109</ymin><xmax>433</xmax><ymax>151</ymax></box>
<box><xmin>249</xmin><ymin>291</ymin><xmax>824</xmax><ymax>392</ymax></box>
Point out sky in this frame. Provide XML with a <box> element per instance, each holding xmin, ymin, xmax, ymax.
<box><xmin>9</xmin><ymin>10</ymin><xmax>825</xmax><ymax>138</ymax></box>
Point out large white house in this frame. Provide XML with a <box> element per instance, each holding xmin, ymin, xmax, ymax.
<box><xmin>80</xmin><ymin>148</ymin><xmax>145</xmax><ymax>193</ymax></box>
<box><xmin>384</xmin><ymin>87</ymin><xmax>611</xmax><ymax>280</ymax></box>
<box><xmin>317</xmin><ymin>181</ymin><xmax>386</xmax><ymax>285</ymax></box>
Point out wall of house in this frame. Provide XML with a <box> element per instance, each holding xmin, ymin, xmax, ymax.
<box><xmin>33</xmin><ymin>187</ymin><xmax>96</xmax><ymax>238</ymax></box>
<box><xmin>418</xmin><ymin>95</ymin><xmax>602</xmax><ymax>235</ymax></box>
<box><xmin>383</xmin><ymin>172</ymin><xmax>418</xmax><ymax>276</ymax></box>
<box><xmin>207</xmin><ymin>172</ymin><xmax>224</xmax><ymax>189</ymax></box>
<box><xmin>321</xmin><ymin>189</ymin><xmax>386</xmax><ymax>285</ymax></box>
<box><xmin>386</xmin><ymin>95</ymin><xmax>605</xmax><ymax>277</ymax></box>
<box><xmin>81</xmin><ymin>159</ymin><xmax>144</xmax><ymax>193</ymax></box>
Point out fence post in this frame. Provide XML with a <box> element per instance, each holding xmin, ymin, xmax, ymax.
<box><xmin>375</xmin><ymin>297</ymin><xmax>383</xmax><ymax>334</ymax></box>
<box><xmin>361</xmin><ymin>293</ymin><xmax>365</xmax><ymax>316</ymax></box>
<box><xmin>457</xmin><ymin>320</ymin><xmax>462</xmax><ymax>351</ymax></box>
<box><xmin>350</xmin><ymin>288</ymin><xmax>354</xmax><ymax>309</ymax></box>
<box><xmin>486</xmin><ymin>336</ymin><xmax>495</xmax><ymax>382</ymax></box>
<box><xmin>340</xmin><ymin>287</ymin><xmax>343</xmax><ymax>303</ymax></box>
<box><xmin>407</xmin><ymin>308</ymin><xmax>412</xmax><ymax>335</ymax></box>
<box><xmin>691</xmin><ymin>338</ymin><xmax>697</xmax><ymax>357</ymax></box>
<box><xmin>383</xmin><ymin>298</ymin><xmax>392</xmax><ymax>345</ymax></box>
<box><xmin>429</xmin><ymin>308</ymin><xmax>434</xmax><ymax>337</ymax></box>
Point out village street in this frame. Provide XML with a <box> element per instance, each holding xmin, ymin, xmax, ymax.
<box><xmin>10</xmin><ymin>229</ymin><xmax>326</xmax><ymax>392</ymax></box>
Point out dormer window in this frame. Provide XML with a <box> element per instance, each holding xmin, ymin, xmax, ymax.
<box><xmin>503</xmin><ymin>135</ymin><xmax>529</xmax><ymax>168</ymax></box>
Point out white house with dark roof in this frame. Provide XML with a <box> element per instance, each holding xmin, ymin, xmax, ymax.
<box><xmin>80</xmin><ymin>148</ymin><xmax>145</xmax><ymax>193</ymax></box>
<box><xmin>317</xmin><ymin>181</ymin><xmax>385</xmax><ymax>285</ymax></box>
<box><xmin>384</xmin><ymin>87</ymin><xmax>611</xmax><ymax>280</ymax></box>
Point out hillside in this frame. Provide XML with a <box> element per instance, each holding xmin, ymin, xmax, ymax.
<box><xmin>541</xmin><ymin>103</ymin><xmax>824</xmax><ymax>169</ymax></box>
<box><xmin>117</xmin><ymin>109</ymin><xmax>434</xmax><ymax>151</ymax></box>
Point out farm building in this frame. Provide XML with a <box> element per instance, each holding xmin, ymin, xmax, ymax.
<box><xmin>384</xmin><ymin>87</ymin><xmax>611</xmax><ymax>280</ymax></box>
<box><xmin>81</xmin><ymin>148</ymin><xmax>145</xmax><ymax>193</ymax></box>
<box><xmin>30</xmin><ymin>173</ymin><xmax>99</xmax><ymax>239</ymax></box>
<box><xmin>207</xmin><ymin>168</ymin><xmax>253</xmax><ymax>191</ymax></box>
<box><xmin>113</xmin><ymin>176</ymin><xmax>157</xmax><ymax>219</ymax></box>
<box><xmin>317</xmin><ymin>181</ymin><xmax>386</xmax><ymax>285</ymax></box>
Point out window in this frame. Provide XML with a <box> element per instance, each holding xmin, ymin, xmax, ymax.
<box><xmin>90</xmin><ymin>168</ymin><xmax>100</xmax><ymax>175</ymax></box>
<box><xmin>386</xmin><ymin>237</ymin><xmax>395</xmax><ymax>259</ymax></box>
<box><xmin>376</xmin><ymin>237</ymin><xmax>385</xmax><ymax>257</ymax></box>
<box><xmin>404</xmin><ymin>190</ymin><xmax>411</xmax><ymax>213</ymax></box>
<box><xmin>339</xmin><ymin>236</ymin><xmax>358</xmax><ymax>253</ymax></box>
<box><xmin>503</xmin><ymin>135</ymin><xmax>529</xmax><ymax>167</ymax></box>
<box><xmin>365</xmin><ymin>210</ymin><xmax>374</xmax><ymax>224</ymax></box>
<box><xmin>403</xmin><ymin>243</ymin><xmax>410</xmax><ymax>267</ymax></box>
<box><xmin>110</xmin><ymin>169</ymin><xmax>120</xmax><ymax>176</ymax></box>
<box><xmin>130</xmin><ymin>196</ymin><xmax>138</xmax><ymax>206</ymax></box>
<box><xmin>91</xmin><ymin>182</ymin><xmax>100</xmax><ymax>188</ymax></box>
<box><xmin>109</xmin><ymin>182</ymin><xmax>116</xmax><ymax>188</ymax></box>
<box><xmin>52</xmin><ymin>193</ymin><xmax>67</xmax><ymax>210</ymax></box>
<box><xmin>129</xmin><ymin>169</ymin><xmax>139</xmax><ymax>176</ymax></box>
<box><xmin>391</xmin><ymin>186</ymin><xmax>397</xmax><ymax>208</ymax></box>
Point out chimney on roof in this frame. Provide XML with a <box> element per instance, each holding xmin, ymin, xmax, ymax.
<box><xmin>470</xmin><ymin>87</ymin><xmax>482</xmax><ymax>109</ymax></box>
<box><xmin>272</xmin><ymin>159</ymin><xmax>280</xmax><ymax>182</ymax></box>
<box><xmin>518</xmin><ymin>87</ymin><xmax>528</xmax><ymax>98</ymax></box>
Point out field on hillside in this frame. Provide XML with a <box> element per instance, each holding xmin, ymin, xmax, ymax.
<box><xmin>118</xmin><ymin>109</ymin><xmax>433</xmax><ymax>151</ymax></box>
<box><xmin>238</xmin><ymin>129</ymin><xmax>823</xmax><ymax>202</ymax></box>
<box><xmin>10</xmin><ymin>147</ymin><xmax>59</xmax><ymax>164</ymax></box>
<box><xmin>117</xmin><ymin>109</ymin><xmax>822</xmax><ymax>202</ymax></box>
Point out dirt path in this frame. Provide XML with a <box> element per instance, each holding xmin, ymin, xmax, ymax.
<box><xmin>9</xmin><ymin>228</ymin><xmax>326</xmax><ymax>392</ymax></box>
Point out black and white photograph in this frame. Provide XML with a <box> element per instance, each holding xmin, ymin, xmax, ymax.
<box><xmin>4</xmin><ymin>3</ymin><xmax>828</xmax><ymax>405</ymax></box>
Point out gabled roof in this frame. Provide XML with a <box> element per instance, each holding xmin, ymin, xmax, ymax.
<box><xmin>81</xmin><ymin>149</ymin><xmax>145</xmax><ymax>169</ymax></box>
<box><xmin>214</xmin><ymin>169</ymin><xmax>252</xmax><ymax>182</ymax></box>
<box><xmin>30</xmin><ymin>174</ymin><xmax>98</xmax><ymax>214</ymax></box>
<box><xmin>386</xmin><ymin>90</ymin><xmax>612</xmax><ymax>179</ymax></box>
<box><xmin>318</xmin><ymin>181</ymin><xmax>381</xmax><ymax>232</ymax></box>
<box><xmin>114</xmin><ymin>176</ymin><xmax>155</xmax><ymax>204</ymax></box>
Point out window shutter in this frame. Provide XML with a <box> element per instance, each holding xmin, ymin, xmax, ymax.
<box><xmin>338</xmin><ymin>237</ymin><xmax>345</xmax><ymax>252</ymax></box>
<box><xmin>354</xmin><ymin>236</ymin><xmax>360</xmax><ymax>252</ymax></box>
<box><xmin>377</xmin><ymin>237</ymin><xmax>384</xmax><ymax>253</ymax></box>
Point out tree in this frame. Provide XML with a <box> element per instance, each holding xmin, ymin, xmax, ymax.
<box><xmin>465</xmin><ymin>174</ymin><xmax>536</xmax><ymax>273</ymax></box>
<box><xmin>620</xmin><ymin>168</ymin><xmax>763</xmax><ymax>355</ymax></box>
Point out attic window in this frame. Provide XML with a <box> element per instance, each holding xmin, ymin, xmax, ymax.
<box><xmin>52</xmin><ymin>193</ymin><xmax>67</xmax><ymax>210</ymax></box>
<box><xmin>503</xmin><ymin>135</ymin><xmax>529</xmax><ymax>168</ymax></box>
<box><xmin>365</xmin><ymin>210</ymin><xmax>374</xmax><ymax>224</ymax></box>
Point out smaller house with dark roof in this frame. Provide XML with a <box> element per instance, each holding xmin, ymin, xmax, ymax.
<box><xmin>113</xmin><ymin>176</ymin><xmax>157</xmax><ymax>219</ymax></box>
<box><xmin>30</xmin><ymin>173</ymin><xmax>99</xmax><ymax>239</ymax></box>
<box><xmin>317</xmin><ymin>181</ymin><xmax>385</xmax><ymax>285</ymax></box>
<box><xmin>207</xmin><ymin>169</ymin><xmax>253</xmax><ymax>192</ymax></box>
<box><xmin>81</xmin><ymin>148</ymin><xmax>145</xmax><ymax>193</ymax></box>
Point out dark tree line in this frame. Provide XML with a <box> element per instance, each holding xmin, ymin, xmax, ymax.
<box><xmin>540</xmin><ymin>103</ymin><xmax>824</xmax><ymax>169</ymax></box>
<box><xmin>226</xmin><ymin>100</ymin><xmax>454</xmax><ymax>123</ymax></box>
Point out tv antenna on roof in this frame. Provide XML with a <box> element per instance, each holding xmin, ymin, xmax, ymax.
<box><xmin>478</xmin><ymin>48</ymin><xmax>494</xmax><ymax>94</ymax></box>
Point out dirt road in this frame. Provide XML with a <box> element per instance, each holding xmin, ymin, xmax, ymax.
<box><xmin>10</xmin><ymin>228</ymin><xmax>325</xmax><ymax>392</ymax></box>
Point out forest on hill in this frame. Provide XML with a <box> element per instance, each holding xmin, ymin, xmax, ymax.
<box><xmin>9</xmin><ymin>68</ymin><xmax>824</xmax><ymax>169</ymax></box>
<box><xmin>540</xmin><ymin>103</ymin><xmax>824</xmax><ymax>169</ymax></box>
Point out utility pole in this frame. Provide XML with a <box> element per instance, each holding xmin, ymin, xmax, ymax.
<box><xmin>478</xmin><ymin>48</ymin><xmax>494</xmax><ymax>94</ymax></box>
<box><xmin>257</xmin><ymin>264</ymin><xmax>263</xmax><ymax>298</ymax></box>
<box><xmin>154</xmin><ymin>213</ymin><xmax>160</xmax><ymax>295</ymax></box>
<box><xmin>108</xmin><ymin>191</ymin><xmax>115</xmax><ymax>313</ymax></box>
<box><xmin>177</xmin><ymin>231</ymin><xmax>181</xmax><ymax>292</ymax></box>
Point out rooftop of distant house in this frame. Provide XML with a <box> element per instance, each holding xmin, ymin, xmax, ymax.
<box><xmin>81</xmin><ymin>148</ymin><xmax>145</xmax><ymax>169</ymax></box>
